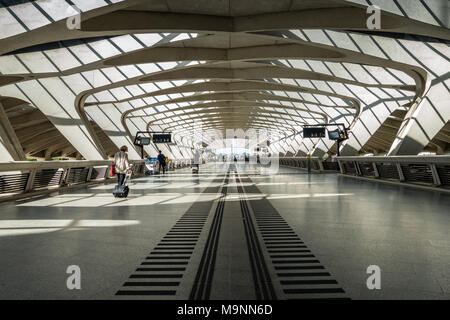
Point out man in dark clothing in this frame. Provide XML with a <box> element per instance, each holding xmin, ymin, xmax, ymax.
<box><xmin>157</xmin><ymin>150</ymin><xmax>167</xmax><ymax>174</ymax></box>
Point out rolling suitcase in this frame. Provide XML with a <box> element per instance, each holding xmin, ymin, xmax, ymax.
<box><xmin>113</xmin><ymin>173</ymin><xmax>131</xmax><ymax>198</ymax></box>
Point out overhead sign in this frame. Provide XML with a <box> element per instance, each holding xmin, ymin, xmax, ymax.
<box><xmin>133</xmin><ymin>131</ymin><xmax>173</xmax><ymax>159</ymax></box>
<box><xmin>300</xmin><ymin>124</ymin><xmax>349</xmax><ymax>156</ymax></box>
<box><xmin>135</xmin><ymin>137</ymin><xmax>151</xmax><ymax>146</ymax></box>
<box><xmin>153</xmin><ymin>133</ymin><xmax>172</xmax><ymax>143</ymax></box>
<box><xmin>328</xmin><ymin>129</ymin><xmax>342</xmax><ymax>141</ymax></box>
<box><xmin>303</xmin><ymin>127</ymin><xmax>326</xmax><ymax>138</ymax></box>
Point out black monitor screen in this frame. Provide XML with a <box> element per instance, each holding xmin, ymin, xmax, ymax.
<box><xmin>328</xmin><ymin>130</ymin><xmax>341</xmax><ymax>141</ymax></box>
<box><xmin>153</xmin><ymin>134</ymin><xmax>172</xmax><ymax>143</ymax></box>
<box><xmin>303</xmin><ymin>127</ymin><xmax>326</xmax><ymax>138</ymax></box>
<box><xmin>139</xmin><ymin>137</ymin><xmax>151</xmax><ymax>145</ymax></box>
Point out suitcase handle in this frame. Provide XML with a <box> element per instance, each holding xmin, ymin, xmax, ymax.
<box><xmin>122</xmin><ymin>172</ymin><xmax>132</xmax><ymax>186</ymax></box>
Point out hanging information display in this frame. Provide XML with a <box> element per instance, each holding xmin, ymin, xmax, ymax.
<box><xmin>152</xmin><ymin>134</ymin><xmax>172</xmax><ymax>143</ymax></box>
<box><xmin>303</xmin><ymin>127</ymin><xmax>326</xmax><ymax>138</ymax></box>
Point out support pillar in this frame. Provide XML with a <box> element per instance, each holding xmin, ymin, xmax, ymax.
<box><xmin>389</xmin><ymin>83</ymin><xmax>450</xmax><ymax>155</ymax></box>
<box><xmin>0</xmin><ymin>100</ymin><xmax>26</xmax><ymax>161</ymax></box>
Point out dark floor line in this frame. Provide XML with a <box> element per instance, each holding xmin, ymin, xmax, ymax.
<box><xmin>237</xmin><ymin>174</ymin><xmax>277</xmax><ymax>300</ymax></box>
<box><xmin>189</xmin><ymin>170</ymin><xmax>231</xmax><ymax>300</ymax></box>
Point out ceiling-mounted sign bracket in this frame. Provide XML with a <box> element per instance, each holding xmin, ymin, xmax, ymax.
<box><xmin>301</xmin><ymin>124</ymin><xmax>350</xmax><ymax>156</ymax></box>
<box><xmin>133</xmin><ymin>131</ymin><xmax>172</xmax><ymax>159</ymax></box>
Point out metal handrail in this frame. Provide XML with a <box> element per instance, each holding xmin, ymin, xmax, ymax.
<box><xmin>336</xmin><ymin>155</ymin><xmax>450</xmax><ymax>164</ymax></box>
<box><xmin>336</xmin><ymin>156</ymin><xmax>450</xmax><ymax>189</ymax></box>
<box><xmin>279</xmin><ymin>156</ymin><xmax>323</xmax><ymax>161</ymax></box>
<box><xmin>280</xmin><ymin>155</ymin><xmax>450</xmax><ymax>191</ymax></box>
<box><xmin>0</xmin><ymin>159</ymin><xmax>145</xmax><ymax>200</ymax></box>
<box><xmin>279</xmin><ymin>156</ymin><xmax>335</xmax><ymax>172</ymax></box>
<box><xmin>0</xmin><ymin>158</ymin><xmax>197</xmax><ymax>201</ymax></box>
<box><xmin>0</xmin><ymin>159</ymin><xmax>144</xmax><ymax>173</ymax></box>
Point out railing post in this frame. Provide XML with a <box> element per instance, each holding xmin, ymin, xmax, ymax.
<box><xmin>318</xmin><ymin>160</ymin><xmax>324</xmax><ymax>172</ymax></box>
<box><xmin>429</xmin><ymin>164</ymin><xmax>441</xmax><ymax>187</ymax></box>
<box><xmin>354</xmin><ymin>162</ymin><xmax>362</xmax><ymax>176</ymax></box>
<box><xmin>338</xmin><ymin>160</ymin><xmax>345</xmax><ymax>174</ymax></box>
<box><xmin>396</xmin><ymin>163</ymin><xmax>405</xmax><ymax>182</ymax></box>
<box><xmin>106</xmin><ymin>165</ymin><xmax>112</xmax><ymax>179</ymax></box>
<box><xmin>25</xmin><ymin>168</ymin><xmax>37</xmax><ymax>192</ymax></box>
<box><xmin>86</xmin><ymin>166</ymin><xmax>93</xmax><ymax>182</ymax></box>
<box><xmin>62</xmin><ymin>168</ymin><xmax>71</xmax><ymax>186</ymax></box>
<box><xmin>373</xmin><ymin>162</ymin><xmax>380</xmax><ymax>178</ymax></box>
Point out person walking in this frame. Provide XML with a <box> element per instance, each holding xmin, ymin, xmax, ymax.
<box><xmin>192</xmin><ymin>149</ymin><xmax>201</xmax><ymax>173</ymax></box>
<box><xmin>157</xmin><ymin>150</ymin><xmax>167</xmax><ymax>174</ymax></box>
<box><xmin>114</xmin><ymin>146</ymin><xmax>132</xmax><ymax>185</ymax></box>
<box><xmin>194</xmin><ymin>150</ymin><xmax>200</xmax><ymax>167</ymax></box>
<box><xmin>306</xmin><ymin>153</ymin><xmax>312</xmax><ymax>174</ymax></box>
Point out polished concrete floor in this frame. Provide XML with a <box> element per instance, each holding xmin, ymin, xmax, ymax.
<box><xmin>0</xmin><ymin>163</ymin><xmax>449</xmax><ymax>300</ymax></box>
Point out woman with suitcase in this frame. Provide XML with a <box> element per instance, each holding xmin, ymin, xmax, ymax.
<box><xmin>113</xmin><ymin>146</ymin><xmax>132</xmax><ymax>197</ymax></box>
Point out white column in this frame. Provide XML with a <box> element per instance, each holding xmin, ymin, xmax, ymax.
<box><xmin>389</xmin><ymin>82</ymin><xmax>450</xmax><ymax>155</ymax></box>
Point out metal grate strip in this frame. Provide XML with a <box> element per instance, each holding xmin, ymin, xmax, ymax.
<box><xmin>115</xmin><ymin>178</ymin><xmax>223</xmax><ymax>299</ymax></box>
<box><xmin>241</xmin><ymin>175</ymin><xmax>349</xmax><ymax>300</ymax></box>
